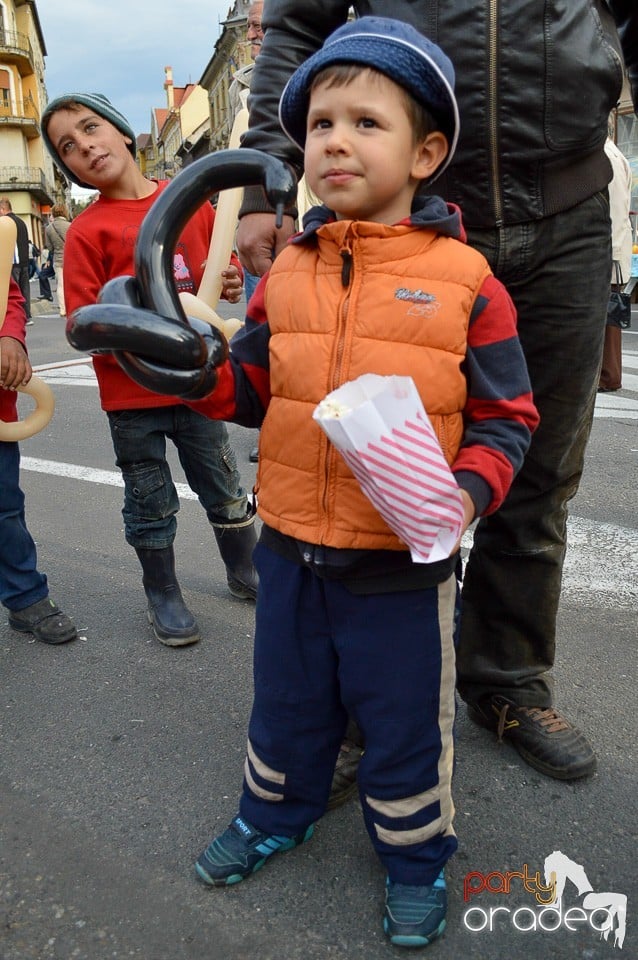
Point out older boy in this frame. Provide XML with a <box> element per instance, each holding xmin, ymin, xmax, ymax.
<box><xmin>42</xmin><ymin>93</ymin><xmax>257</xmax><ymax>647</ymax></box>
<box><xmin>191</xmin><ymin>18</ymin><xmax>539</xmax><ymax>947</ymax></box>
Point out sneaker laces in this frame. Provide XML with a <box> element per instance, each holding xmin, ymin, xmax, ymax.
<box><xmin>518</xmin><ymin>706</ymin><xmax>571</xmax><ymax>734</ymax></box>
<box><xmin>495</xmin><ymin>702</ymin><xmax>570</xmax><ymax>741</ymax></box>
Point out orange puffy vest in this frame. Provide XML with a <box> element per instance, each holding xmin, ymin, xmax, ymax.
<box><xmin>257</xmin><ymin>218</ymin><xmax>491</xmax><ymax>551</ymax></box>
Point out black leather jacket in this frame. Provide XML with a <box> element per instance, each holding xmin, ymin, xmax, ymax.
<box><xmin>242</xmin><ymin>0</ymin><xmax>637</xmax><ymax>229</ymax></box>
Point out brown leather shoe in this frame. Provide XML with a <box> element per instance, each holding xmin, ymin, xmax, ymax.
<box><xmin>327</xmin><ymin>737</ymin><xmax>363</xmax><ymax>810</ymax></box>
<box><xmin>468</xmin><ymin>695</ymin><xmax>596</xmax><ymax>780</ymax></box>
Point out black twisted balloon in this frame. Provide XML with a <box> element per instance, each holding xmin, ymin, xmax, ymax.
<box><xmin>66</xmin><ymin>149</ymin><xmax>296</xmax><ymax>400</ymax></box>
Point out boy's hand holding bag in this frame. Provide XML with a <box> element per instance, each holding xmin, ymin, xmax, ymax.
<box><xmin>313</xmin><ymin>374</ymin><xmax>465</xmax><ymax>563</ymax></box>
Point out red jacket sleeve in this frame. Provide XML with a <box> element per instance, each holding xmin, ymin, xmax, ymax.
<box><xmin>0</xmin><ymin>277</ymin><xmax>28</xmax><ymax>422</ymax></box>
<box><xmin>453</xmin><ymin>274</ymin><xmax>540</xmax><ymax>515</ymax></box>
<box><xmin>1</xmin><ymin>277</ymin><xmax>27</xmax><ymax>347</ymax></box>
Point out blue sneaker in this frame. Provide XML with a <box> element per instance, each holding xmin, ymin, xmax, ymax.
<box><xmin>383</xmin><ymin>871</ymin><xmax>447</xmax><ymax>948</ymax></box>
<box><xmin>195</xmin><ymin>814</ymin><xmax>314</xmax><ymax>886</ymax></box>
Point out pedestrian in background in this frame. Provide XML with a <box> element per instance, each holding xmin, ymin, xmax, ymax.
<box><xmin>0</xmin><ymin>197</ymin><xmax>31</xmax><ymax>321</ymax></box>
<box><xmin>36</xmin><ymin>246</ymin><xmax>54</xmax><ymax>304</ymax></box>
<box><xmin>236</xmin><ymin>0</ymin><xmax>636</xmax><ymax>784</ymax></box>
<box><xmin>228</xmin><ymin>0</ymin><xmax>264</xmax><ymax>307</ymax></box>
<box><xmin>45</xmin><ymin>203</ymin><xmax>71</xmax><ymax>318</ymax></box>
<box><xmin>228</xmin><ymin>0</ymin><xmax>265</xmax><ymax>464</ymax></box>
<box><xmin>599</xmin><ymin>137</ymin><xmax>633</xmax><ymax>392</ymax></box>
<box><xmin>28</xmin><ymin>240</ymin><xmax>39</xmax><ymax>279</ymax></box>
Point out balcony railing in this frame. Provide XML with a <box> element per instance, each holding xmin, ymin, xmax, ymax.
<box><xmin>0</xmin><ymin>95</ymin><xmax>40</xmax><ymax>133</ymax></box>
<box><xmin>0</xmin><ymin>165</ymin><xmax>52</xmax><ymax>204</ymax></box>
<box><xmin>0</xmin><ymin>28</ymin><xmax>35</xmax><ymax>69</ymax></box>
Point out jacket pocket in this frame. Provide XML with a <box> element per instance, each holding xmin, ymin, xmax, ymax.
<box><xmin>543</xmin><ymin>0</ymin><xmax>624</xmax><ymax>152</ymax></box>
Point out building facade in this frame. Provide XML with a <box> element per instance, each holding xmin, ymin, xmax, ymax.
<box><xmin>0</xmin><ymin>0</ymin><xmax>60</xmax><ymax>246</ymax></box>
<box><xmin>199</xmin><ymin>0</ymin><xmax>253</xmax><ymax>155</ymax></box>
<box><xmin>137</xmin><ymin>66</ymin><xmax>210</xmax><ymax>179</ymax></box>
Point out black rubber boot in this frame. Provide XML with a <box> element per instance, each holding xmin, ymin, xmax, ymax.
<box><xmin>211</xmin><ymin>515</ymin><xmax>258</xmax><ymax>600</ymax></box>
<box><xmin>135</xmin><ymin>546</ymin><xmax>200</xmax><ymax>647</ymax></box>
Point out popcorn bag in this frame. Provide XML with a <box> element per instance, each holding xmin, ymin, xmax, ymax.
<box><xmin>313</xmin><ymin>374</ymin><xmax>464</xmax><ymax>564</ymax></box>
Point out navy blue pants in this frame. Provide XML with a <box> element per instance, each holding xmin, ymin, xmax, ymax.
<box><xmin>239</xmin><ymin>543</ymin><xmax>458</xmax><ymax>886</ymax></box>
<box><xmin>0</xmin><ymin>442</ymin><xmax>48</xmax><ymax>611</ymax></box>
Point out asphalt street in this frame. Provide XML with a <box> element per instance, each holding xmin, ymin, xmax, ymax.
<box><xmin>1</xmin><ymin>288</ymin><xmax>636</xmax><ymax>960</ymax></box>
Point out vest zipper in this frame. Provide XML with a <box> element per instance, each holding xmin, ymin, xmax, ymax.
<box><xmin>321</xmin><ymin>239</ymin><xmax>354</xmax><ymax>528</ymax></box>
<box><xmin>333</xmin><ymin>241</ymin><xmax>353</xmax><ymax>391</ymax></box>
<box><xmin>340</xmin><ymin>248</ymin><xmax>353</xmax><ymax>286</ymax></box>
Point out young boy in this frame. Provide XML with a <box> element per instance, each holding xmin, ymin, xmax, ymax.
<box><xmin>41</xmin><ymin>93</ymin><xmax>258</xmax><ymax>648</ymax></box>
<box><xmin>0</xmin><ymin>215</ymin><xmax>77</xmax><ymax>645</ymax></box>
<box><xmin>191</xmin><ymin>17</ymin><xmax>539</xmax><ymax>946</ymax></box>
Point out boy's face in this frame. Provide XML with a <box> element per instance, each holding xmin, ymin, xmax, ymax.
<box><xmin>304</xmin><ymin>70</ymin><xmax>447</xmax><ymax>224</ymax></box>
<box><xmin>46</xmin><ymin>106</ymin><xmax>135</xmax><ymax>194</ymax></box>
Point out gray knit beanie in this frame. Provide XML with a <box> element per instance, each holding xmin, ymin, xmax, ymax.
<box><xmin>42</xmin><ymin>93</ymin><xmax>137</xmax><ymax>188</ymax></box>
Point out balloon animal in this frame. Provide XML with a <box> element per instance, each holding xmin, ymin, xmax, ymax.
<box><xmin>67</xmin><ymin>149</ymin><xmax>296</xmax><ymax>400</ymax></box>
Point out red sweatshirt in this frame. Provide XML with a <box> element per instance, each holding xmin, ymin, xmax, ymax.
<box><xmin>64</xmin><ymin>179</ymin><xmax>241</xmax><ymax>411</ymax></box>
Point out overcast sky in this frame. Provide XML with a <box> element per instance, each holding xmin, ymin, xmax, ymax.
<box><xmin>38</xmin><ymin>0</ymin><xmax>233</xmax><ymax>137</ymax></box>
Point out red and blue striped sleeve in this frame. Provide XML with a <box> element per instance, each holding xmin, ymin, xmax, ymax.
<box><xmin>189</xmin><ymin>273</ymin><xmax>271</xmax><ymax>425</ymax></box>
<box><xmin>453</xmin><ymin>274</ymin><xmax>540</xmax><ymax>515</ymax></box>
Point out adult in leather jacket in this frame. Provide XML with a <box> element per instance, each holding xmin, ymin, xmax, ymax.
<box><xmin>236</xmin><ymin>1</ymin><xmax>637</xmax><ymax>783</ymax></box>
<box><xmin>239</xmin><ymin>1</ymin><xmax>635</xmax><ymax>235</ymax></box>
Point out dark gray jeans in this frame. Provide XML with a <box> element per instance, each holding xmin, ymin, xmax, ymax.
<box><xmin>457</xmin><ymin>191</ymin><xmax>611</xmax><ymax>707</ymax></box>
<box><xmin>107</xmin><ymin>406</ymin><xmax>248</xmax><ymax>550</ymax></box>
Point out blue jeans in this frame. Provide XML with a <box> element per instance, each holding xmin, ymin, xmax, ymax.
<box><xmin>37</xmin><ymin>268</ymin><xmax>53</xmax><ymax>300</ymax></box>
<box><xmin>457</xmin><ymin>191</ymin><xmax>611</xmax><ymax>707</ymax></box>
<box><xmin>243</xmin><ymin>269</ymin><xmax>260</xmax><ymax>303</ymax></box>
<box><xmin>107</xmin><ymin>406</ymin><xmax>248</xmax><ymax>549</ymax></box>
<box><xmin>0</xmin><ymin>442</ymin><xmax>48</xmax><ymax>611</ymax></box>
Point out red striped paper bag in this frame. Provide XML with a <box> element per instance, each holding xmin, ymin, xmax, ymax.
<box><xmin>313</xmin><ymin>374</ymin><xmax>464</xmax><ymax>563</ymax></box>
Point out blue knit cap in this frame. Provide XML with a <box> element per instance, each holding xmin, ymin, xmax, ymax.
<box><xmin>42</xmin><ymin>93</ymin><xmax>137</xmax><ymax>188</ymax></box>
<box><xmin>279</xmin><ymin>16</ymin><xmax>459</xmax><ymax>180</ymax></box>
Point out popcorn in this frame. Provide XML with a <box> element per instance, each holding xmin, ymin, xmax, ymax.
<box><xmin>314</xmin><ymin>397</ymin><xmax>351</xmax><ymax>419</ymax></box>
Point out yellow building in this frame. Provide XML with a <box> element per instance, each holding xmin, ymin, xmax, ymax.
<box><xmin>200</xmin><ymin>1</ymin><xmax>253</xmax><ymax>155</ymax></box>
<box><xmin>138</xmin><ymin>67</ymin><xmax>210</xmax><ymax>178</ymax></box>
<box><xmin>0</xmin><ymin>0</ymin><xmax>59</xmax><ymax>246</ymax></box>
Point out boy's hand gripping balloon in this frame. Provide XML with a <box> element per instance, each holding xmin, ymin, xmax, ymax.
<box><xmin>66</xmin><ymin>149</ymin><xmax>296</xmax><ymax>400</ymax></box>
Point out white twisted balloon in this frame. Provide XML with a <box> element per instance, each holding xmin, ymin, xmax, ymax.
<box><xmin>178</xmin><ymin>107</ymin><xmax>248</xmax><ymax>341</ymax></box>
<box><xmin>0</xmin><ymin>215</ymin><xmax>55</xmax><ymax>441</ymax></box>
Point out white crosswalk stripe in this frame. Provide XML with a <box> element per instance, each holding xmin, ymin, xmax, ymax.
<box><xmin>23</xmin><ymin>348</ymin><xmax>637</xmax><ymax>611</ymax></box>
<box><xmin>594</xmin><ymin>339</ymin><xmax>638</xmax><ymax>419</ymax></box>
<box><xmin>19</xmin><ymin>453</ymin><xmax>638</xmax><ymax>611</ymax></box>
<box><xmin>34</xmin><ymin>343</ymin><xmax>638</xmax><ymax>419</ymax></box>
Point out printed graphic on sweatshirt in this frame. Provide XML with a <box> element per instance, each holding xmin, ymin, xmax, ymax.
<box><xmin>173</xmin><ymin>240</ymin><xmax>196</xmax><ymax>295</ymax></box>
